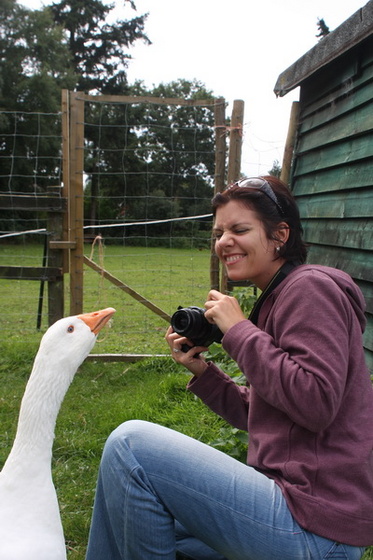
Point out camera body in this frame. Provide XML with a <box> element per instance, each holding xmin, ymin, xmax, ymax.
<box><xmin>170</xmin><ymin>306</ymin><xmax>223</xmax><ymax>351</ymax></box>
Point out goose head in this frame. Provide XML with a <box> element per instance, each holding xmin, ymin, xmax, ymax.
<box><xmin>34</xmin><ymin>307</ymin><xmax>116</xmax><ymax>377</ymax></box>
<box><xmin>10</xmin><ymin>307</ymin><xmax>116</xmax><ymax>455</ymax></box>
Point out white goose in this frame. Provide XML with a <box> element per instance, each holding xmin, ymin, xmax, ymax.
<box><xmin>0</xmin><ymin>307</ymin><xmax>116</xmax><ymax>560</ymax></box>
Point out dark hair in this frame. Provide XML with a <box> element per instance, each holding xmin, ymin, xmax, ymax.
<box><xmin>211</xmin><ymin>175</ymin><xmax>308</xmax><ymax>264</ymax></box>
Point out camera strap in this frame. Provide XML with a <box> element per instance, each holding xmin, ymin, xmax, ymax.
<box><xmin>249</xmin><ymin>261</ymin><xmax>300</xmax><ymax>325</ymax></box>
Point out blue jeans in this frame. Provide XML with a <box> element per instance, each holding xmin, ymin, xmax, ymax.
<box><xmin>85</xmin><ymin>420</ymin><xmax>365</xmax><ymax>560</ymax></box>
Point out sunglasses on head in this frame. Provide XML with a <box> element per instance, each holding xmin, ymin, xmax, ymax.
<box><xmin>231</xmin><ymin>177</ymin><xmax>284</xmax><ymax>216</ymax></box>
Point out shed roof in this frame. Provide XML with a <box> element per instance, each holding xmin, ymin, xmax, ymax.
<box><xmin>274</xmin><ymin>0</ymin><xmax>373</xmax><ymax>97</ymax></box>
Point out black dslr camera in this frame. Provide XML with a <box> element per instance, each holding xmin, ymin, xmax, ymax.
<box><xmin>170</xmin><ymin>306</ymin><xmax>223</xmax><ymax>352</ymax></box>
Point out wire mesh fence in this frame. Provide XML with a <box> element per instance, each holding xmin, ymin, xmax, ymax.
<box><xmin>0</xmin><ymin>95</ymin><xmax>227</xmax><ymax>354</ymax></box>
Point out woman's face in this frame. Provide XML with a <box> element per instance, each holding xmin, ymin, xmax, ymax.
<box><xmin>213</xmin><ymin>200</ymin><xmax>286</xmax><ymax>290</ymax></box>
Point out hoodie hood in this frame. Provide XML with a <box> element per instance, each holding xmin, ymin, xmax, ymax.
<box><xmin>289</xmin><ymin>264</ymin><xmax>367</xmax><ymax>333</ymax></box>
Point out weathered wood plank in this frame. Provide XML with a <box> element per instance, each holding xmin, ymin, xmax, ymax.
<box><xmin>363</xmin><ymin>317</ymin><xmax>373</xmax><ymax>351</ymax></box>
<box><xmin>302</xmin><ymin>219</ymin><xmax>372</xmax><ymax>251</ymax></box>
<box><xmin>297</xmin><ymin>190</ymin><xmax>373</xmax><ymax>219</ymax></box>
<box><xmin>306</xmin><ymin>245</ymin><xmax>372</xmax><ymax>285</ymax></box>
<box><xmin>299</xmin><ymin>75</ymin><xmax>373</xmax><ymax>133</ymax></box>
<box><xmin>355</xmin><ymin>280</ymin><xmax>373</xmax><ymax>312</ymax></box>
<box><xmin>364</xmin><ymin>350</ymin><xmax>373</xmax><ymax>375</ymax></box>
<box><xmin>84</xmin><ymin>256</ymin><xmax>171</xmax><ymax>322</ymax></box>
<box><xmin>296</xmin><ymin>102</ymin><xmax>373</xmax><ymax>153</ymax></box>
<box><xmin>293</xmin><ymin>135</ymin><xmax>373</xmax><ymax>175</ymax></box>
<box><xmin>305</xmin><ymin>251</ymin><xmax>372</xmax><ymax>370</ymax></box>
<box><xmin>293</xmin><ymin>163</ymin><xmax>373</xmax><ymax>195</ymax></box>
<box><xmin>297</xmin><ymin>52</ymin><xmax>358</xmax><ymax>106</ymax></box>
<box><xmin>80</xmin><ymin>93</ymin><xmax>216</xmax><ymax>107</ymax></box>
<box><xmin>49</xmin><ymin>241</ymin><xmax>76</xmax><ymax>250</ymax></box>
<box><xmin>0</xmin><ymin>266</ymin><xmax>62</xmax><ymax>281</ymax></box>
<box><xmin>86</xmin><ymin>353</ymin><xmax>169</xmax><ymax>362</ymax></box>
<box><xmin>300</xmin><ymin>59</ymin><xmax>373</xmax><ymax>121</ymax></box>
<box><xmin>363</xmin><ymin>316</ymin><xmax>373</xmax><ymax>373</ymax></box>
<box><xmin>69</xmin><ymin>91</ymin><xmax>85</xmax><ymax>315</ymax></box>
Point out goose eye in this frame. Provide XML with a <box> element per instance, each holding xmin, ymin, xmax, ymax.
<box><xmin>67</xmin><ymin>325</ymin><xmax>74</xmax><ymax>333</ymax></box>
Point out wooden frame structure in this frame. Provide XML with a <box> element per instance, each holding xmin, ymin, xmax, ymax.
<box><xmin>0</xmin><ymin>91</ymin><xmax>244</xmax><ymax>335</ymax></box>
<box><xmin>0</xmin><ymin>187</ymin><xmax>65</xmax><ymax>326</ymax></box>
<box><xmin>62</xmin><ymin>90</ymin><xmax>244</xmax><ymax>319</ymax></box>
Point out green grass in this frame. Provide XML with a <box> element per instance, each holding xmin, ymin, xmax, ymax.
<box><xmin>0</xmin><ymin>243</ymin><xmax>372</xmax><ymax>559</ymax></box>
<box><xmin>0</xmin><ymin>243</ymin><xmax>212</xmax><ymax>354</ymax></box>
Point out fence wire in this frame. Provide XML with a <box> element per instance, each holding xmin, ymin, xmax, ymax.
<box><xmin>0</xmin><ymin>101</ymin><xmax>219</xmax><ymax>353</ymax></box>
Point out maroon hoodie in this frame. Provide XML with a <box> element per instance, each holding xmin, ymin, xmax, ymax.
<box><xmin>188</xmin><ymin>265</ymin><xmax>373</xmax><ymax>546</ymax></box>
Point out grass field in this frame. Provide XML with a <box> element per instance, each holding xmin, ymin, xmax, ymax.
<box><xmin>0</xmin><ymin>243</ymin><xmax>213</xmax><ymax>354</ymax></box>
<box><xmin>0</xmin><ymin>243</ymin><xmax>372</xmax><ymax>559</ymax></box>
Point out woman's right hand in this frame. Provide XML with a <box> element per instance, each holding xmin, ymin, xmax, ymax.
<box><xmin>165</xmin><ymin>326</ymin><xmax>209</xmax><ymax>378</ymax></box>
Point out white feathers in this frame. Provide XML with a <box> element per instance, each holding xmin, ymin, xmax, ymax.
<box><xmin>0</xmin><ymin>308</ymin><xmax>115</xmax><ymax>560</ymax></box>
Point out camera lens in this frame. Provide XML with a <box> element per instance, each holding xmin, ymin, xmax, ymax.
<box><xmin>170</xmin><ymin>306</ymin><xmax>223</xmax><ymax>349</ymax></box>
<box><xmin>172</xmin><ymin>312</ymin><xmax>189</xmax><ymax>331</ymax></box>
<box><xmin>171</xmin><ymin>307</ymin><xmax>204</xmax><ymax>338</ymax></box>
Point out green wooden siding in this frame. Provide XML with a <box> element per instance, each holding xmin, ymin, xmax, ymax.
<box><xmin>291</xmin><ymin>37</ymin><xmax>373</xmax><ymax>373</ymax></box>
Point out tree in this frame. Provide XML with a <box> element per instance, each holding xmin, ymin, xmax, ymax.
<box><xmin>0</xmin><ymin>1</ymin><xmax>74</xmax><ymax>113</ymax></box>
<box><xmin>83</xmin><ymin>98</ymin><xmax>146</xmax><ymax>232</ymax></box>
<box><xmin>121</xmin><ymin>80</ymin><xmax>216</xmax><ymax>217</ymax></box>
<box><xmin>83</xmin><ymin>79</ymin><xmax>218</xmax><ymax>246</ymax></box>
<box><xmin>50</xmin><ymin>0</ymin><xmax>150</xmax><ymax>93</ymax></box>
<box><xmin>268</xmin><ymin>159</ymin><xmax>281</xmax><ymax>178</ymax></box>
<box><xmin>0</xmin><ymin>1</ymin><xmax>218</xmax><ymax>247</ymax></box>
<box><xmin>0</xmin><ymin>0</ymin><xmax>75</xmax><ymax>209</ymax></box>
<box><xmin>0</xmin><ymin>0</ymin><xmax>149</xmax><ymax>229</ymax></box>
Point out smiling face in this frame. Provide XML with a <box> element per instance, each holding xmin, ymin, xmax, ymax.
<box><xmin>213</xmin><ymin>200</ymin><xmax>288</xmax><ymax>290</ymax></box>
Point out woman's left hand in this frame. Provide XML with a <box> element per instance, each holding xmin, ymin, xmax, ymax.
<box><xmin>204</xmin><ymin>289</ymin><xmax>246</xmax><ymax>333</ymax></box>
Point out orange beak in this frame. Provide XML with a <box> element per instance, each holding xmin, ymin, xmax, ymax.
<box><xmin>77</xmin><ymin>307</ymin><xmax>116</xmax><ymax>335</ymax></box>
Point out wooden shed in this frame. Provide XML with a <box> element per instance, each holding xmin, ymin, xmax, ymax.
<box><xmin>274</xmin><ymin>0</ymin><xmax>373</xmax><ymax>373</ymax></box>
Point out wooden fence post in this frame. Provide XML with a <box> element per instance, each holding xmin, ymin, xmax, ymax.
<box><xmin>47</xmin><ymin>186</ymin><xmax>65</xmax><ymax>324</ymax></box>
<box><xmin>226</xmin><ymin>99</ymin><xmax>244</xmax><ymax>185</ymax></box>
<box><xmin>61</xmin><ymin>89</ymin><xmax>71</xmax><ymax>274</ymax></box>
<box><xmin>280</xmin><ymin>101</ymin><xmax>300</xmax><ymax>186</ymax></box>
<box><xmin>210</xmin><ymin>98</ymin><xmax>226</xmax><ymax>291</ymax></box>
<box><xmin>68</xmin><ymin>91</ymin><xmax>85</xmax><ymax>314</ymax></box>
<box><xmin>221</xmin><ymin>99</ymin><xmax>244</xmax><ymax>293</ymax></box>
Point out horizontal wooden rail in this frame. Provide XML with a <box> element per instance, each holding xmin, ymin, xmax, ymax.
<box><xmin>0</xmin><ymin>266</ymin><xmax>62</xmax><ymax>281</ymax></box>
<box><xmin>79</xmin><ymin>93</ymin><xmax>219</xmax><ymax>107</ymax></box>
<box><xmin>86</xmin><ymin>353</ymin><xmax>170</xmax><ymax>362</ymax></box>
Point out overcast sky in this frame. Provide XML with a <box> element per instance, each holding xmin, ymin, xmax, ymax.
<box><xmin>21</xmin><ymin>0</ymin><xmax>367</xmax><ymax>176</ymax></box>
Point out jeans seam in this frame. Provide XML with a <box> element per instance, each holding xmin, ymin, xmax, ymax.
<box><xmin>149</xmin><ymin>471</ymin><xmax>302</xmax><ymax>535</ymax></box>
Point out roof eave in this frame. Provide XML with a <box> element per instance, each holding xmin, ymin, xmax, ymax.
<box><xmin>274</xmin><ymin>0</ymin><xmax>373</xmax><ymax>97</ymax></box>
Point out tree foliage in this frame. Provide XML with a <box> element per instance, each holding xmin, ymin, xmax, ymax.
<box><xmin>83</xmin><ymin>79</ymin><xmax>217</xmax><ymax>245</ymax></box>
<box><xmin>50</xmin><ymin>0</ymin><xmax>150</xmax><ymax>93</ymax></box>
<box><xmin>268</xmin><ymin>159</ymin><xmax>281</xmax><ymax>178</ymax></box>
<box><xmin>0</xmin><ymin>0</ymin><xmax>75</xmax><ymax>112</ymax></box>
<box><xmin>0</xmin><ymin>0</ymin><xmax>218</xmax><ymax>246</ymax></box>
<box><xmin>0</xmin><ymin>0</ymin><xmax>75</xmax><ymax>219</ymax></box>
<box><xmin>0</xmin><ymin>0</ymin><xmax>149</xmax><ymax>199</ymax></box>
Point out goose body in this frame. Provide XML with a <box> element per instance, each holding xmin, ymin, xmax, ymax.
<box><xmin>0</xmin><ymin>308</ymin><xmax>115</xmax><ymax>560</ymax></box>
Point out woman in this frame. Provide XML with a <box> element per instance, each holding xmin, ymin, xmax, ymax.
<box><xmin>85</xmin><ymin>176</ymin><xmax>373</xmax><ymax>560</ymax></box>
